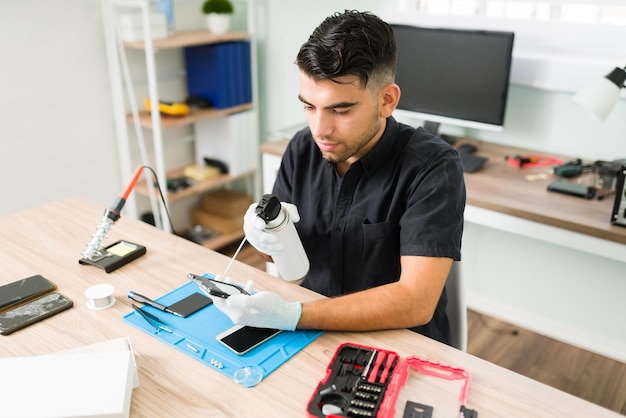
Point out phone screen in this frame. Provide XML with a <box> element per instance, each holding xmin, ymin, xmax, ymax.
<box><xmin>0</xmin><ymin>275</ymin><xmax>56</xmax><ymax>311</ymax></box>
<box><xmin>0</xmin><ymin>292</ymin><xmax>73</xmax><ymax>335</ymax></box>
<box><xmin>216</xmin><ymin>325</ymin><xmax>281</xmax><ymax>355</ymax></box>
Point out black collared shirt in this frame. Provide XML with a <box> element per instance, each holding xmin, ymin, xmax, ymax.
<box><xmin>272</xmin><ymin>117</ymin><xmax>465</xmax><ymax>344</ymax></box>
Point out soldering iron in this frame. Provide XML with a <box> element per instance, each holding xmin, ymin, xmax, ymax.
<box><xmin>82</xmin><ymin>165</ymin><xmax>144</xmax><ymax>260</ymax></box>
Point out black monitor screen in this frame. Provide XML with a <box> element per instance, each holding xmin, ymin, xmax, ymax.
<box><xmin>392</xmin><ymin>24</ymin><xmax>514</xmax><ymax>132</ymax></box>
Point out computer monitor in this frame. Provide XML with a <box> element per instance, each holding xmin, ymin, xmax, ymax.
<box><xmin>391</xmin><ymin>24</ymin><xmax>515</xmax><ymax>136</ymax></box>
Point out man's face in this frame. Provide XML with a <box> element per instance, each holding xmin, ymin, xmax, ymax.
<box><xmin>298</xmin><ymin>72</ymin><xmax>387</xmax><ymax>169</ymax></box>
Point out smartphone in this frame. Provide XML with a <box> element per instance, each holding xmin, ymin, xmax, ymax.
<box><xmin>166</xmin><ymin>292</ymin><xmax>213</xmax><ymax>318</ymax></box>
<box><xmin>547</xmin><ymin>180</ymin><xmax>596</xmax><ymax>199</ymax></box>
<box><xmin>188</xmin><ymin>273</ymin><xmax>250</xmax><ymax>299</ymax></box>
<box><xmin>0</xmin><ymin>275</ymin><xmax>56</xmax><ymax>311</ymax></box>
<box><xmin>216</xmin><ymin>325</ymin><xmax>281</xmax><ymax>355</ymax></box>
<box><xmin>0</xmin><ymin>292</ymin><xmax>73</xmax><ymax>335</ymax></box>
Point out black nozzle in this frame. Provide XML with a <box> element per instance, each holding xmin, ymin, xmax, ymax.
<box><xmin>255</xmin><ymin>194</ymin><xmax>281</xmax><ymax>223</ymax></box>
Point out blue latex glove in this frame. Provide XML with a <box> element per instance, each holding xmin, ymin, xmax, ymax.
<box><xmin>243</xmin><ymin>202</ymin><xmax>301</xmax><ymax>257</ymax></box>
<box><xmin>211</xmin><ymin>276</ymin><xmax>301</xmax><ymax>331</ymax></box>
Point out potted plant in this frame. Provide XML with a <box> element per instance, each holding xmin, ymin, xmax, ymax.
<box><xmin>202</xmin><ymin>0</ymin><xmax>234</xmax><ymax>35</ymax></box>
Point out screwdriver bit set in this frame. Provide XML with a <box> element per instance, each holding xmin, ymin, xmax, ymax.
<box><xmin>306</xmin><ymin>342</ymin><xmax>478</xmax><ymax>418</ymax></box>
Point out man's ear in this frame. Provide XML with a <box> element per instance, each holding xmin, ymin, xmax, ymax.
<box><xmin>379</xmin><ymin>83</ymin><xmax>401</xmax><ymax>118</ymax></box>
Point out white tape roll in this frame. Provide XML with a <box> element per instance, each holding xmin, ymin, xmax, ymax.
<box><xmin>85</xmin><ymin>284</ymin><xmax>115</xmax><ymax>310</ymax></box>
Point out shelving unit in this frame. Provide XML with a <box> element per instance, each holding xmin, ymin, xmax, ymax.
<box><xmin>134</xmin><ymin>167</ymin><xmax>255</xmax><ymax>204</ymax></box>
<box><xmin>128</xmin><ymin>102</ymin><xmax>253</xmax><ymax>129</ymax></box>
<box><xmin>102</xmin><ymin>0</ymin><xmax>259</xmax><ymax>250</ymax></box>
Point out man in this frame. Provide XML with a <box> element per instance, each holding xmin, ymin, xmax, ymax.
<box><xmin>213</xmin><ymin>10</ymin><xmax>465</xmax><ymax>345</ymax></box>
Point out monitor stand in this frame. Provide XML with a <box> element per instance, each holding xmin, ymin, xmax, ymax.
<box><xmin>422</xmin><ymin>121</ymin><xmax>457</xmax><ymax>145</ymax></box>
<box><xmin>423</xmin><ymin>121</ymin><xmax>440</xmax><ymax>135</ymax></box>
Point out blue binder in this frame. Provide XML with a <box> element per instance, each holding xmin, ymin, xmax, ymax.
<box><xmin>122</xmin><ymin>280</ymin><xmax>322</xmax><ymax>386</ymax></box>
<box><xmin>184</xmin><ymin>41</ymin><xmax>252</xmax><ymax>108</ymax></box>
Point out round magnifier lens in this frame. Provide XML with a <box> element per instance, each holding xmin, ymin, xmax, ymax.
<box><xmin>233</xmin><ymin>366</ymin><xmax>263</xmax><ymax>387</ymax></box>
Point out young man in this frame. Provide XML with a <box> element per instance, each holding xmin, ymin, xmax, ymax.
<box><xmin>213</xmin><ymin>10</ymin><xmax>465</xmax><ymax>345</ymax></box>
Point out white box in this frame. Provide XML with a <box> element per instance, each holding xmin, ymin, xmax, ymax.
<box><xmin>0</xmin><ymin>338</ymin><xmax>138</xmax><ymax>418</ymax></box>
<box><xmin>194</xmin><ymin>111</ymin><xmax>259</xmax><ymax>176</ymax></box>
<box><xmin>118</xmin><ymin>13</ymin><xmax>167</xmax><ymax>41</ymax></box>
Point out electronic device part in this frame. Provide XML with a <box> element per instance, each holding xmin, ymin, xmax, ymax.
<box><xmin>166</xmin><ymin>292</ymin><xmax>213</xmax><ymax>318</ymax></box>
<box><xmin>392</xmin><ymin>25</ymin><xmax>514</xmax><ymax>135</ymax></box>
<box><xmin>460</xmin><ymin>405</ymin><xmax>479</xmax><ymax>418</ymax></box>
<box><xmin>0</xmin><ymin>275</ymin><xmax>56</xmax><ymax>311</ymax></box>
<box><xmin>0</xmin><ymin>292</ymin><xmax>73</xmax><ymax>335</ymax></box>
<box><xmin>553</xmin><ymin>159</ymin><xmax>588</xmax><ymax>178</ymax></box>
<box><xmin>166</xmin><ymin>176</ymin><xmax>193</xmax><ymax>192</ymax></box>
<box><xmin>547</xmin><ymin>180</ymin><xmax>596</xmax><ymax>199</ymax></box>
<box><xmin>215</xmin><ymin>325</ymin><xmax>281</xmax><ymax>355</ymax></box>
<box><xmin>403</xmin><ymin>401</ymin><xmax>433</xmax><ymax>418</ymax></box>
<box><xmin>188</xmin><ymin>273</ymin><xmax>250</xmax><ymax>299</ymax></box>
<box><xmin>611</xmin><ymin>163</ymin><xmax>626</xmax><ymax>227</ymax></box>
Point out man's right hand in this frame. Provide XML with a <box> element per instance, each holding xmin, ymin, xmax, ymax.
<box><xmin>243</xmin><ymin>203</ymin><xmax>283</xmax><ymax>256</ymax></box>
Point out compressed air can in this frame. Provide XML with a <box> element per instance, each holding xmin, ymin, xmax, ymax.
<box><xmin>255</xmin><ymin>195</ymin><xmax>309</xmax><ymax>281</ymax></box>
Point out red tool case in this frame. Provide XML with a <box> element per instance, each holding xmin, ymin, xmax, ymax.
<box><xmin>306</xmin><ymin>342</ymin><xmax>476</xmax><ymax>418</ymax></box>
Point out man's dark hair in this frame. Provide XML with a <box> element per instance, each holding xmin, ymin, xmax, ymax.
<box><xmin>296</xmin><ymin>10</ymin><xmax>397</xmax><ymax>91</ymax></box>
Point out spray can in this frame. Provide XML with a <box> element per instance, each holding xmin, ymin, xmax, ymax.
<box><xmin>255</xmin><ymin>195</ymin><xmax>309</xmax><ymax>281</ymax></box>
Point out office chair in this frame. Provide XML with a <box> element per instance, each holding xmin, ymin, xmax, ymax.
<box><xmin>445</xmin><ymin>261</ymin><xmax>468</xmax><ymax>351</ymax></box>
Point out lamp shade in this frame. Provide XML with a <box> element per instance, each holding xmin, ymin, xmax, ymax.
<box><xmin>573</xmin><ymin>66</ymin><xmax>626</xmax><ymax>121</ymax></box>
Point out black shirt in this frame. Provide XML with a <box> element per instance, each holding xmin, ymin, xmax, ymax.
<box><xmin>272</xmin><ymin>117</ymin><xmax>465</xmax><ymax>344</ymax></box>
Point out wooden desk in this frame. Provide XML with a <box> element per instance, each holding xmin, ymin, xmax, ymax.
<box><xmin>262</xmin><ymin>138</ymin><xmax>626</xmax><ymax>259</ymax></box>
<box><xmin>0</xmin><ymin>198</ymin><xmax>619</xmax><ymax>417</ymax></box>
<box><xmin>458</xmin><ymin>140</ymin><xmax>626</xmax><ymax>245</ymax></box>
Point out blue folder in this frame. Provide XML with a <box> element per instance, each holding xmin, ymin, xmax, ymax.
<box><xmin>184</xmin><ymin>41</ymin><xmax>252</xmax><ymax>108</ymax></box>
<box><xmin>123</xmin><ymin>280</ymin><xmax>322</xmax><ymax>386</ymax></box>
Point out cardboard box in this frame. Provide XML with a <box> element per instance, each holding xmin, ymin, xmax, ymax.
<box><xmin>201</xmin><ymin>189</ymin><xmax>253</xmax><ymax>218</ymax></box>
<box><xmin>192</xmin><ymin>208</ymin><xmax>243</xmax><ymax>235</ymax></box>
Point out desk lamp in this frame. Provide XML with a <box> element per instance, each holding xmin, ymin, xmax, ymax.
<box><xmin>573</xmin><ymin>66</ymin><xmax>626</xmax><ymax>121</ymax></box>
<box><xmin>572</xmin><ymin>65</ymin><xmax>626</xmax><ymax>227</ymax></box>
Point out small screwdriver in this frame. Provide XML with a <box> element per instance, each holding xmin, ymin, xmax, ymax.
<box><xmin>128</xmin><ymin>291</ymin><xmax>182</xmax><ymax>317</ymax></box>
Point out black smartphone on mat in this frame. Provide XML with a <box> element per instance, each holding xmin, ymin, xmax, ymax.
<box><xmin>0</xmin><ymin>275</ymin><xmax>56</xmax><ymax>311</ymax></box>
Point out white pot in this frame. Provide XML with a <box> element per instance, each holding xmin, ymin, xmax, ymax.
<box><xmin>206</xmin><ymin>13</ymin><xmax>231</xmax><ymax>35</ymax></box>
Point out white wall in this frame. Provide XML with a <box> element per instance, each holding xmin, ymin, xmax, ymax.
<box><xmin>0</xmin><ymin>0</ymin><xmax>120</xmax><ymax>215</ymax></box>
<box><xmin>2</xmin><ymin>1</ymin><xmax>624</xmax><ymax>214</ymax></box>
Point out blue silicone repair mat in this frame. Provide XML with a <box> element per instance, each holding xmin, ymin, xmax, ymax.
<box><xmin>123</xmin><ymin>279</ymin><xmax>323</xmax><ymax>386</ymax></box>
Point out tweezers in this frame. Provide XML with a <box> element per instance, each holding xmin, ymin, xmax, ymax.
<box><xmin>132</xmin><ymin>303</ymin><xmax>173</xmax><ymax>333</ymax></box>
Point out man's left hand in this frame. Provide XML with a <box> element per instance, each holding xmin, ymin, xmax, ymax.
<box><xmin>213</xmin><ymin>292</ymin><xmax>302</xmax><ymax>331</ymax></box>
